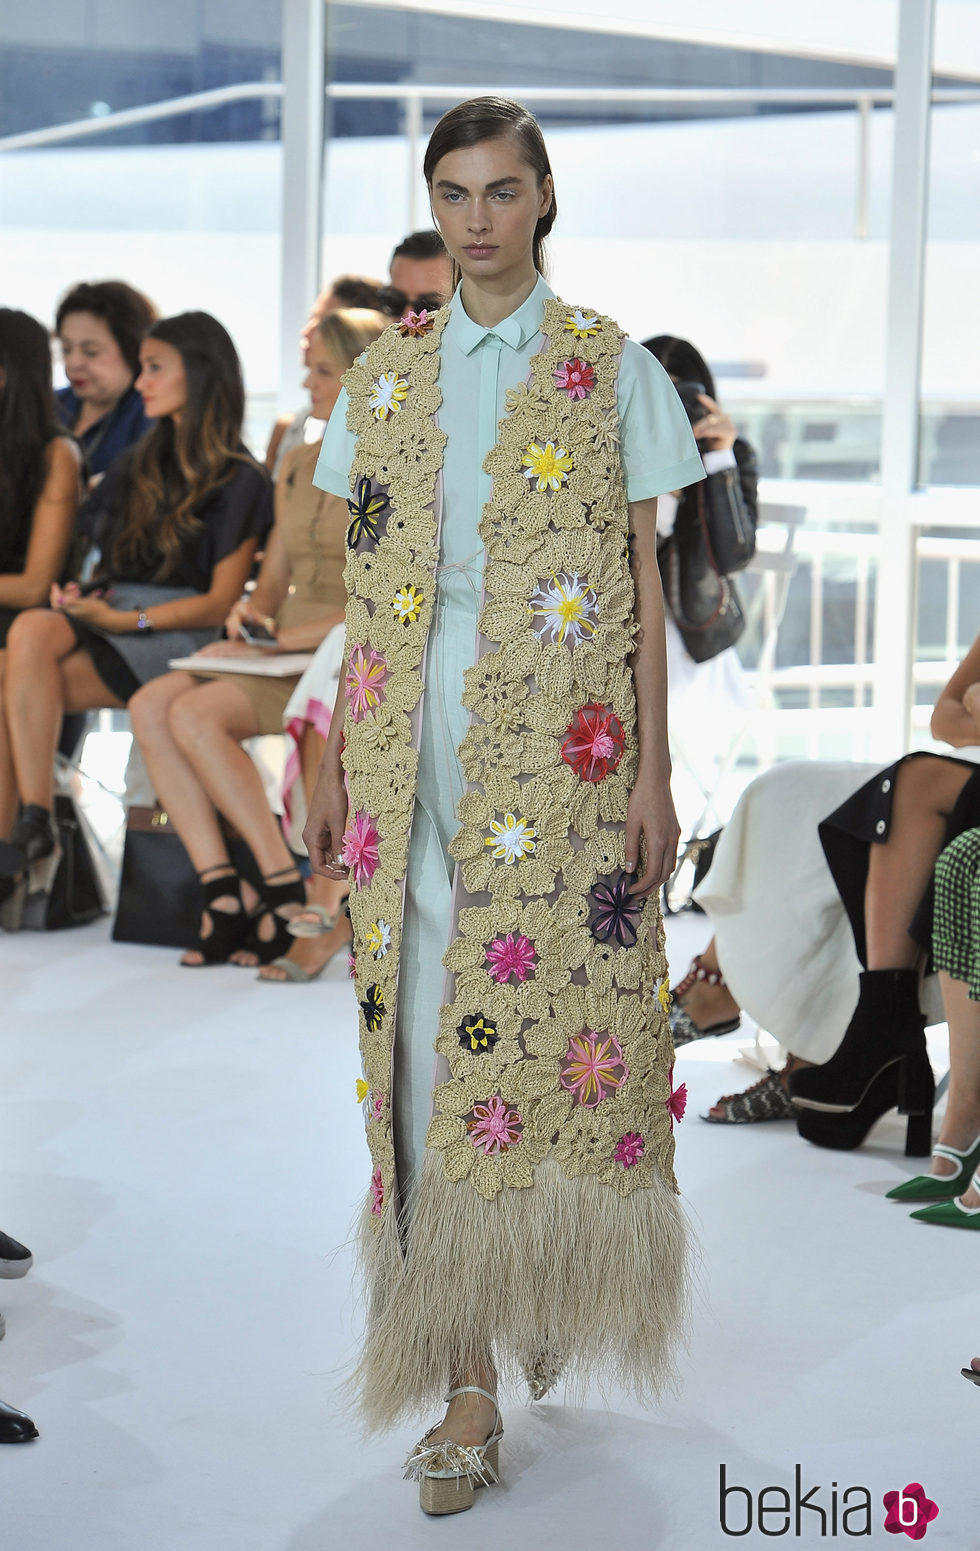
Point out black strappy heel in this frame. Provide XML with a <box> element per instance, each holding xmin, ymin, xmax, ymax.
<box><xmin>181</xmin><ymin>866</ymin><xmax>249</xmax><ymax>966</ymax></box>
<box><xmin>237</xmin><ymin>866</ymin><xmax>306</xmax><ymax>966</ymax></box>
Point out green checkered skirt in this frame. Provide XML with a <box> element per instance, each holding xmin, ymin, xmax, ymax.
<box><xmin>933</xmin><ymin>826</ymin><xmax>980</xmax><ymax>1000</ymax></box>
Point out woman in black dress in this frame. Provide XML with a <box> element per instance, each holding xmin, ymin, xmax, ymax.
<box><xmin>0</xmin><ymin>312</ymin><xmax>271</xmax><ymax>930</ymax></box>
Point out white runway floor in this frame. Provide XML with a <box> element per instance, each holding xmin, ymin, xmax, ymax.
<box><xmin>1</xmin><ymin>911</ymin><xmax>976</xmax><ymax>1549</ymax></box>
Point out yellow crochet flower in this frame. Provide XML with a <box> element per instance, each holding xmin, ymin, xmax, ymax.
<box><xmin>658</xmin><ymin>979</ymin><xmax>672</xmax><ymax>1014</ymax></box>
<box><xmin>391</xmin><ymin>584</ymin><xmax>424</xmax><ymax>624</ymax></box>
<box><xmin>369</xmin><ymin>370</ymin><xmax>409</xmax><ymax>420</ymax></box>
<box><xmin>366</xmin><ymin>920</ymin><xmax>392</xmax><ymax>959</ymax></box>
<box><xmin>484</xmin><ymin>813</ymin><xmax>537</xmax><ymax>864</ymax></box>
<box><xmin>522</xmin><ymin>440</ymin><xmax>574</xmax><ymax>493</ymax></box>
<box><xmin>356</xmin><ymin>1078</ymin><xmax>370</xmax><ymax>1103</ymax></box>
<box><xmin>564</xmin><ymin>308</ymin><xmax>601</xmax><ymax>340</ymax></box>
<box><xmin>528</xmin><ymin>571</ymin><xmax>599</xmax><ymax>647</ymax></box>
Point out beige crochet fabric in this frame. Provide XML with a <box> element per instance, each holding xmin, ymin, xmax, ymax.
<box><xmin>341</xmin><ymin>298</ymin><xmax>677</xmax><ymax>1217</ymax></box>
<box><xmin>340</xmin><ymin>298</ymin><xmax>689</xmax><ymax>1429</ymax></box>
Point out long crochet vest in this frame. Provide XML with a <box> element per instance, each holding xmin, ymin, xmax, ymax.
<box><xmin>339</xmin><ymin>298</ymin><xmax>688</xmax><ymax>1426</ymax></box>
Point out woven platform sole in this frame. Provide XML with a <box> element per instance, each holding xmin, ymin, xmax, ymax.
<box><xmin>419</xmin><ymin>1439</ymin><xmax>499</xmax><ymax>1516</ymax></box>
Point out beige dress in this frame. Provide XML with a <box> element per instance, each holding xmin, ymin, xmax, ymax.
<box><xmin>193</xmin><ymin>440</ymin><xmax>347</xmax><ymax>728</ymax></box>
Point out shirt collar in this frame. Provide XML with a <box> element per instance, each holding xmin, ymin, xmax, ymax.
<box><xmin>447</xmin><ymin>274</ymin><xmax>555</xmax><ymax>356</ymax></box>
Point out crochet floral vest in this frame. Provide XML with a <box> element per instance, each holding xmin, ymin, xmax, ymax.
<box><xmin>340</xmin><ymin>297</ymin><xmax>680</xmax><ymax>1225</ymax></box>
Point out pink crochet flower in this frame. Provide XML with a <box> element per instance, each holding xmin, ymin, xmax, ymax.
<box><xmin>561</xmin><ymin>703</ymin><xmax>626</xmax><ymax>783</ymax></box>
<box><xmin>345</xmin><ymin>644</ymin><xmax>389</xmax><ymax>722</ymax></box>
<box><xmin>370</xmin><ymin>1165</ymin><xmax>384</xmax><ymax>1216</ymax></box>
<box><xmin>614</xmin><ymin>1132</ymin><xmax>645</xmax><ymax>1168</ymax></box>
<box><xmin>485</xmin><ymin>932</ymin><xmax>537</xmax><ymax>984</ymax></box>
<box><xmin>371</xmin><ymin>1092</ymin><xmax>385</xmax><ymax>1121</ymax></box>
<box><xmin>347</xmin><ymin>951</ymin><xmax>356</xmax><ymax>980</ymax></box>
<box><xmin>554</xmin><ymin>357</ymin><xmax>596</xmax><ymax>400</ymax></box>
<box><xmin>342</xmin><ymin>810</ymin><xmax>380</xmax><ymax>889</ymax></box>
<box><xmin>667</xmin><ymin>1066</ymin><xmax>688</xmax><ymax>1128</ymax></box>
<box><xmin>560</xmin><ymin>1030</ymin><xmax>629</xmax><ymax>1108</ymax></box>
<box><xmin>467</xmin><ymin>1095</ymin><xmax>523</xmax><ymax>1155</ymax></box>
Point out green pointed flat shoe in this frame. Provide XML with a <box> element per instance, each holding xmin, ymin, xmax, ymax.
<box><xmin>910</xmin><ymin>1170</ymin><xmax>980</xmax><ymax>1227</ymax></box>
<box><xmin>887</xmin><ymin>1136</ymin><xmax>980</xmax><ymax>1201</ymax></box>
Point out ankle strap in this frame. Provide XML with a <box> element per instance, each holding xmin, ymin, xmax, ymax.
<box><xmin>445</xmin><ymin>1385</ymin><xmax>497</xmax><ymax>1410</ymax></box>
<box><xmin>934</xmin><ymin>1139</ymin><xmax>980</xmax><ymax>1163</ymax></box>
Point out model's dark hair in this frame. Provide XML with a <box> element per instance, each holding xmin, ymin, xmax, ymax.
<box><xmin>0</xmin><ymin>308</ymin><xmax>62</xmax><ymax>556</ymax></box>
<box><xmin>423</xmin><ymin>96</ymin><xmax>556</xmax><ymax>283</ymax></box>
<box><xmin>390</xmin><ymin>229</ymin><xmax>447</xmax><ymax>263</ymax></box>
<box><xmin>112</xmin><ymin>311</ymin><xmax>253</xmax><ymax>581</ymax></box>
<box><xmin>642</xmin><ymin>335</ymin><xmax>718</xmax><ymax>403</ymax></box>
<box><xmin>54</xmin><ymin>280</ymin><xmax>158</xmax><ymax>381</ymax></box>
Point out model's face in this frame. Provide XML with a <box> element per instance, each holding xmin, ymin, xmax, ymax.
<box><xmin>302</xmin><ymin>332</ymin><xmax>344</xmax><ymax>422</ymax></box>
<box><xmin>388</xmin><ymin>253</ymin><xmax>452</xmax><ymax>308</ymax></box>
<box><xmin>58</xmin><ymin>311</ymin><xmax>133</xmax><ymax>409</ymax></box>
<box><xmin>134</xmin><ymin>337</ymin><xmax>187</xmax><ymax>421</ymax></box>
<box><xmin>428</xmin><ymin>136</ymin><xmax>552</xmax><ymax>289</ymax></box>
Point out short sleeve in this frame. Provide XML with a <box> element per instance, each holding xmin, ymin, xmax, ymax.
<box><xmin>204</xmin><ymin>460</ymin><xmax>273</xmax><ymax>564</ymax></box>
<box><xmin>615</xmin><ymin>339</ymin><xmax>706</xmax><ymax>502</ymax></box>
<box><xmin>312</xmin><ymin>387</ymin><xmax>356</xmax><ymax>499</ymax></box>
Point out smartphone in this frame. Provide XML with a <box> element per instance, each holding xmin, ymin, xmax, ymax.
<box><xmin>240</xmin><ymin>619</ymin><xmax>279</xmax><ymax>649</ymax></box>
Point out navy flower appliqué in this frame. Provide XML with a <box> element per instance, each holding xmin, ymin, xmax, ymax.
<box><xmin>587</xmin><ymin>870</ymin><xmax>645</xmax><ymax>948</ymax></box>
<box><xmin>346</xmin><ymin>475</ymin><xmax>390</xmax><ymax>551</ymax></box>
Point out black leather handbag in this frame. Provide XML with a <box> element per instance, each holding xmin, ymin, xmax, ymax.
<box><xmin>662</xmin><ymin>480</ymin><xmax>747</xmax><ymax>663</ymax></box>
<box><xmin>112</xmin><ymin>806</ymin><xmax>262</xmax><ymax>949</ymax></box>
<box><xmin>33</xmin><ymin>794</ymin><xmax>105</xmax><ymax>930</ymax></box>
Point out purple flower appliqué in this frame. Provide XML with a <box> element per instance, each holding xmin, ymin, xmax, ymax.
<box><xmin>587</xmin><ymin>870</ymin><xmax>645</xmax><ymax>948</ymax></box>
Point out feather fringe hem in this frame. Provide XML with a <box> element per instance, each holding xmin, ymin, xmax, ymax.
<box><xmin>352</xmin><ymin>1152</ymin><xmax>691</xmax><ymax>1431</ymax></box>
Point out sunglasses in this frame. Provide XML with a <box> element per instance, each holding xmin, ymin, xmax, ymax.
<box><xmin>377</xmin><ymin>286</ymin><xmax>446</xmax><ymax>319</ymax></box>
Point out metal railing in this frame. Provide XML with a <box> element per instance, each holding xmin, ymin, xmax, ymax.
<box><xmin>3</xmin><ymin>80</ymin><xmax>980</xmax><ymax>240</ymax></box>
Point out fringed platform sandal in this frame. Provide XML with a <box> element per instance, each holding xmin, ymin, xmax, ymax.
<box><xmin>669</xmin><ymin>955</ymin><xmax>741</xmax><ymax>1046</ymax></box>
<box><xmin>524</xmin><ymin>1352</ymin><xmax>565</xmax><ymax>1401</ymax></box>
<box><xmin>403</xmin><ymin>1386</ymin><xmax>503</xmax><ymax>1517</ymax></box>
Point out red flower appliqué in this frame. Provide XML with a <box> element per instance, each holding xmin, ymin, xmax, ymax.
<box><xmin>370</xmin><ymin>1165</ymin><xmax>384</xmax><ymax>1216</ymax></box>
<box><xmin>467</xmin><ymin>1096</ymin><xmax>523</xmax><ymax>1154</ymax></box>
<box><xmin>667</xmin><ymin>1064</ymin><xmax>688</xmax><ymax>1128</ymax></box>
<box><xmin>560</xmin><ymin>1030</ymin><xmax>629</xmax><ymax>1108</ymax></box>
<box><xmin>485</xmin><ymin>932</ymin><xmax>537</xmax><ymax>984</ymax></box>
<box><xmin>614</xmin><ymin>1132</ymin><xmax>645</xmax><ymax>1168</ymax></box>
<box><xmin>554</xmin><ymin>358</ymin><xmax>596</xmax><ymax>400</ymax></box>
<box><xmin>398</xmin><ymin>307</ymin><xmax>435</xmax><ymax>337</ymax></box>
<box><xmin>882</xmin><ymin>1483</ymin><xmax>939</xmax><ymax>1539</ymax></box>
<box><xmin>561</xmin><ymin>703</ymin><xmax>626</xmax><ymax>783</ymax></box>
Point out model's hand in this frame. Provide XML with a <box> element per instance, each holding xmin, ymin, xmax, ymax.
<box><xmin>624</xmin><ymin>771</ymin><xmax>681</xmax><ymax>896</ymax></box>
<box><xmin>303</xmin><ymin>747</ymin><xmax>349</xmax><ymax>880</ymax></box>
<box><xmin>691</xmin><ymin>392</ymin><xmax>736</xmax><ymax>452</ymax></box>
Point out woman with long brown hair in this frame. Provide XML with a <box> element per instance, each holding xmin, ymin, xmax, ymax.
<box><xmin>127</xmin><ymin>306</ymin><xmax>388</xmax><ymax>972</ymax></box>
<box><xmin>303</xmin><ymin>96</ymin><xmax>704</xmax><ymax>1512</ymax></box>
<box><xmin>0</xmin><ymin>311</ymin><xmax>270</xmax><ymax>929</ymax></box>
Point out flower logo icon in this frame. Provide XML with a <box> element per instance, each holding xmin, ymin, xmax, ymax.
<box><xmin>883</xmin><ymin>1483</ymin><xmax>939</xmax><ymax>1539</ymax></box>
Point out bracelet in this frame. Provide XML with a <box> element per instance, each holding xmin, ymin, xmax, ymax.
<box><xmin>136</xmin><ymin>610</ymin><xmax>153</xmax><ymax>632</ymax></box>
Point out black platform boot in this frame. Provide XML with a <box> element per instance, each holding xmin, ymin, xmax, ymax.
<box><xmin>788</xmin><ymin>968</ymin><xmax>927</xmax><ymax>1113</ymax></box>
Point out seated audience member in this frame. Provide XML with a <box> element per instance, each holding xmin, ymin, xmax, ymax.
<box><xmin>0</xmin><ymin>312</ymin><xmax>270</xmax><ymax>929</ymax></box>
<box><xmin>0</xmin><ymin>1226</ymin><xmax>38</xmax><ymax>1443</ymax></box>
<box><xmin>54</xmin><ymin>281</ymin><xmax>158</xmax><ymax>479</ymax></box>
<box><xmin>266</xmin><ymin>274</ymin><xmax>386</xmax><ymax>475</ymax></box>
<box><xmin>641</xmin><ymin>335</ymin><xmax>758</xmax><ymax>763</ymax></box>
<box><xmin>677</xmin><ymin>635</ymin><xmax>980</xmax><ymax>1151</ymax></box>
<box><xmin>129</xmin><ymin>306</ymin><xmax>389</xmax><ymax>974</ymax></box>
<box><xmin>891</xmin><ymin>826</ymin><xmax>980</xmax><ymax>1223</ymax></box>
<box><xmin>0</xmin><ymin>309</ymin><xmax>81</xmax><ymax>856</ymax></box>
<box><xmin>379</xmin><ymin>228</ymin><xmax>452</xmax><ymax>317</ymax></box>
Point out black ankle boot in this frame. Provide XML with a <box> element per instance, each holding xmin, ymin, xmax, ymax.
<box><xmin>788</xmin><ymin>969</ymin><xmax>927</xmax><ymax>1114</ymax></box>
